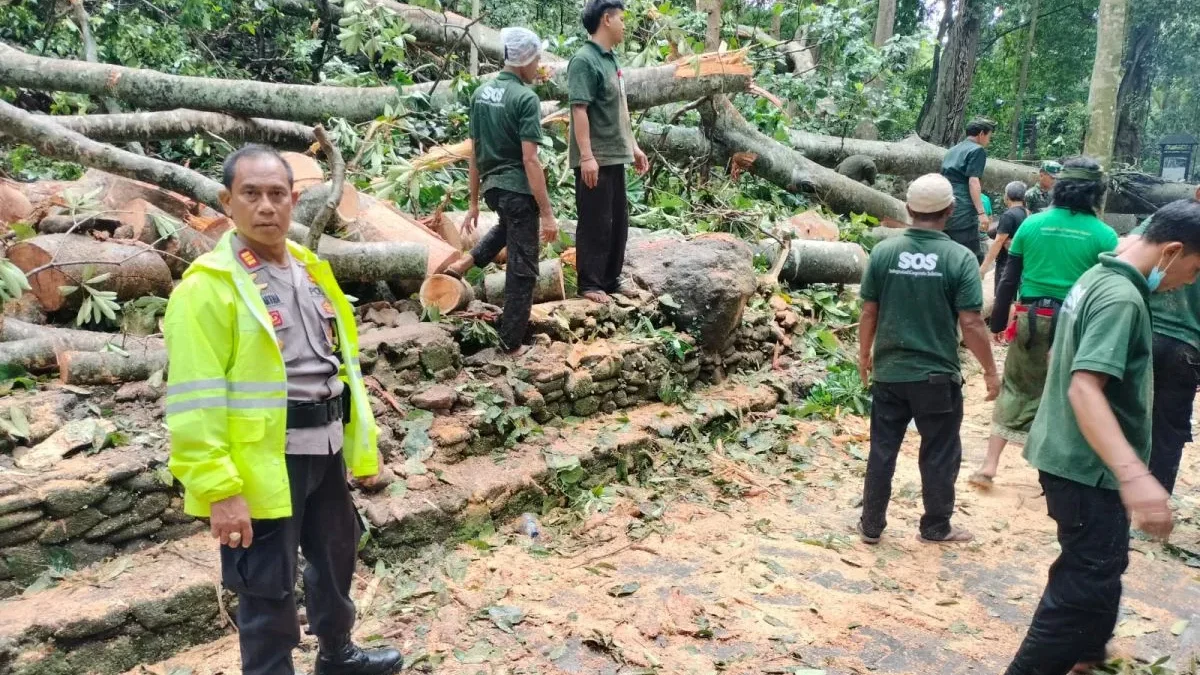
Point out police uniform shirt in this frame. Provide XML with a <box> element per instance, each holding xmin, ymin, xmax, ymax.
<box><xmin>234</xmin><ymin>236</ymin><xmax>344</xmax><ymax>455</ymax></box>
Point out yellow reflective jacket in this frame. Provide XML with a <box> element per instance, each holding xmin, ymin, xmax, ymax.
<box><xmin>164</xmin><ymin>230</ymin><xmax>378</xmax><ymax>519</ymax></box>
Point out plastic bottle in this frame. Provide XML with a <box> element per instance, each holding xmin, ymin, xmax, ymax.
<box><xmin>518</xmin><ymin>513</ymin><xmax>541</xmax><ymax>539</ymax></box>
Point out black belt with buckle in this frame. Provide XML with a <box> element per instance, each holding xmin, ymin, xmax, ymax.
<box><xmin>286</xmin><ymin>391</ymin><xmax>350</xmax><ymax>429</ymax></box>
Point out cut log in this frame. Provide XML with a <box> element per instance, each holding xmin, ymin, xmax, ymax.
<box><xmin>0</xmin><ymin>319</ymin><xmax>163</xmax><ymax>373</ymax></box>
<box><xmin>0</xmin><ymin>182</ymin><xmax>33</xmax><ymax>225</ymax></box>
<box><xmin>36</xmin><ymin>213</ymin><xmax>124</xmax><ymax>235</ymax></box>
<box><xmin>420</xmin><ymin>274</ymin><xmax>475</xmax><ymax>313</ymax></box>
<box><xmin>1106</xmin><ymin>173</ymin><xmax>1199</xmax><ymax>214</ymax></box>
<box><xmin>57</xmin><ymin>349</ymin><xmax>169</xmax><ymax>385</ymax></box>
<box><xmin>349</xmin><ymin>194</ymin><xmax>460</xmax><ymax>276</ymax></box>
<box><xmin>756</xmin><ymin>239</ymin><xmax>868</xmax><ymax>285</ymax></box>
<box><xmin>111</xmin><ymin>198</ymin><xmax>173</xmax><ymax>245</ymax></box>
<box><xmin>49</xmin><ymin>109</ymin><xmax>316</xmax><ymax>150</ymax></box>
<box><xmin>286</xmin><ymin>223</ymin><xmax>428</xmax><ymax>293</ymax></box>
<box><xmin>293</xmin><ymin>182</ymin><xmax>360</xmax><ymax>229</ymax></box>
<box><xmin>7</xmin><ymin>234</ymin><xmax>174</xmax><ymax>312</ymax></box>
<box><xmin>284</xmin><ymin>152</ymin><xmax>325</xmax><ymax>191</ymax></box>
<box><xmin>483</xmin><ymin>259</ymin><xmax>566</xmax><ymax>307</ymax></box>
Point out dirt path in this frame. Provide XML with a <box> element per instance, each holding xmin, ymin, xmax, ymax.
<box><xmin>133</xmin><ymin>370</ymin><xmax>1200</xmax><ymax>675</ymax></box>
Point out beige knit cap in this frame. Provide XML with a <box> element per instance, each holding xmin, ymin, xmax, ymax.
<box><xmin>907</xmin><ymin>173</ymin><xmax>955</xmax><ymax>213</ymax></box>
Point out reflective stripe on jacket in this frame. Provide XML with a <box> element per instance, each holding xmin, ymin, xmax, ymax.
<box><xmin>164</xmin><ymin>230</ymin><xmax>378</xmax><ymax>519</ymax></box>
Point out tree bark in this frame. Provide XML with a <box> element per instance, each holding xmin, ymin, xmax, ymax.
<box><xmin>639</xmin><ymin>97</ymin><xmax>911</xmax><ymax>224</ymax></box>
<box><xmin>1084</xmin><ymin>0</ymin><xmax>1130</xmax><ymax>167</ymax></box>
<box><xmin>48</xmin><ymin>110</ymin><xmax>316</xmax><ymax>150</ymax></box>
<box><xmin>57</xmin><ymin>349</ymin><xmax>169</xmax><ymax>385</ymax></box>
<box><xmin>286</xmin><ymin>223</ymin><xmax>429</xmax><ymax>287</ymax></box>
<box><xmin>0</xmin><ymin>42</ymin><xmax>749</xmax><ymax>122</ymax></box>
<box><xmin>916</xmin><ymin>0</ymin><xmax>954</xmax><ymax>136</ymax></box>
<box><xmin>1008</xmin><ymin>0</ymin><xmax>1040</xmax><ymax>159</ymax></box>
<box><xmin>703</xmin><ymin>0</ymin><xmax>723</xmax><ymax>50</ymax></box>
<box><xmin>874</xmin><ymin>0</ymin><xmax>897</xmax><ymax>46</ymax></box>
<box><xmin>0</xmin><ymin>319</ymin><xmax>163</xmax><ymax>373</ymax></box>
<box><xmin>1113</xmin><ymin>21</ymin><xmax>1156</xmax><ymax>166</ymax></box>
<box><xmin>756</xmin><ymin>240</ymin><xmax>868</xmax><ymax>285</ymax></box>
<box><xmin>786</xmin><ymin>130</ymin><xmax>1038</xmax><ymax>192</ymax></box>
<box><xmin>0</xmin><ymin>99</ymin><xmax>224</xmax><ymax>210</ymax></box>
<box><xmin>917</xmin><ymin>0</ymin><xmax>984</xmax><ymax>146</ymax></box>
<box><xmin>345</xmin><ymin>194</ymin><xmax>460</xmax><ymax>276</ymax></box>
<box><xmin>483</xmin><ymin>260</ymin><xmax>566</xmax><ymax>307</ymax></box>
<box><xmin>1105</xmin><ymin>173</ymin><xmax>1198</xmax><ymax>214</ymax></box>
<box><xmin>7</xmin><ymin>234</ymin><xmax>174</xmax><ymax>312</ymax></box>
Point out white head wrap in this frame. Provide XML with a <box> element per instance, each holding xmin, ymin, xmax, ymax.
<box><xmin>501</xmin><ymin>27</ymin><xmax>542</xmax><ymax>68</ymax></box>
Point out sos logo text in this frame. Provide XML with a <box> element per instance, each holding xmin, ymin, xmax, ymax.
<box><xmin>478</xmin><ymin>86</ymin><xmax>506</xmax><ymax>105</ymax></box>
<box><xmin>896</xmin><ymin>252</ymin><xmax>939</xmax><ymax>271</ymax></box>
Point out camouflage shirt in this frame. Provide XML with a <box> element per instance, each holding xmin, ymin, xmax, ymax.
<box><xmin>1025</xmin><ymin>185</ymin><xmax>1051</xmax><ymax>213</ymax></box>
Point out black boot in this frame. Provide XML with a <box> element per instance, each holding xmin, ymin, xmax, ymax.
<box><xmin>314</xmin><ymin>635</ymin><xmax>403</xmax><ymax>675</ymax></box>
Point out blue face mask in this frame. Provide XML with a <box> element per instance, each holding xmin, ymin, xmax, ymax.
<box><xmin>1147</xmin><ymin>251</ymin><xmax>1179</xmax><ymax>293</ymax></box>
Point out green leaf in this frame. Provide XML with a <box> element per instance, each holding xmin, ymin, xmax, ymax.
<box><xmin>86</xmin><ymin>272</ymin><xmax>113</xmax><ymax>285</ymax></box>
<box><xmin>8</xmin><ymin>407</ymin><xmax>29</xmax><ymax>439</ymax></box>
<box><xmin>1172</xmin><ymin>619</ymin><xmax>1189</xmax><ymax>636</ymax></box>
<box><xmin>658</xmin><ymin>293</ymin><xmax>681</xmax><ymax>309</ymax></box>
<box><xmin>75</xmin><ymin>296</ymin><xmax>93</xmax><ymax>326</ymax></box>
<box><xmin>484</xmin><ymin>605</ymin><xmax>524</xmax><ymax>633</ymax></box>
<box><xmin>10</xmin><ymin>222</ymin><xmax>36</xmax><ymax>241</ymax></box>
<box><xmin>607</xmin><ymin>581</ymin><xmax>640</xmax><ymax>597</ymax></box>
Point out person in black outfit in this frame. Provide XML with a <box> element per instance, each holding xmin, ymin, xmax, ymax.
<box><xmin>980</xmin><ymin>181</ymin><xmax>1028</xmax><ymax>293</ymax></box>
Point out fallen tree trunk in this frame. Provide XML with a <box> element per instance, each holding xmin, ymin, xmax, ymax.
<box><xmin>638</xmin><ymin>98</ymin><xmax>910</xmax><ymax>224</ymax></box>
<box><xmin>1107</xmin><ymin>173</ymin><xmax>1199</xmax><ymax>213</ymax></box>
<box><xmin>0</xmin><ymin>42</ymin><xmax>750</xmax><ymax>123</ymax></box>
<box><xmin>0</xmin><ymin>319</ymin><xmax>163</xmax><ymax>372</ymax></box>
<box><xmin>48</xmin><ymin>110</ymin><xmax>316</xmax><ymax>150</ymax></box>
<box><xmin>735</xmin><ymin>25</ymin><xmax>815</xmax><ymax>73</ymax></box>
<box><xmin>8</xmin><ymin>234</ymin><xmax>174</xmax><ymax>312</ymax></box>
<box><xmin>0</xmin><ymin>99</ymin><xmax>224</xmax><ymax>210</ymax></box>
<box><xmin>482</xmin><ymin>259</ymin><xmax>566</xmax><ymax>307</ymax></box>
<box><xmin>348</xmin><ymin>194</ymin><xmax>460</xmax><ymax>276</ymax></box>
<box><xmin>58</xmin><ymin>349</ymin><xmax>169</xmax><ymax>385</ymax></box>
<box><xmin>786</xmin><ymin>130</ymin><xmax>1039</xmax><ymax>195</ymax></box>
<box><xmin>756</xmin><ymin>239</ymin><xmax>868</xmax><ymax>285</ymax></box>
<box><xmin>286</xmin><ymin>223</ymin><xmax>428</xmax><ymax>288</ymax></box>
<box><xmin>36</xmin><ymin>213</ymin><xmax>123</xmax><ymax>234</ymax></box>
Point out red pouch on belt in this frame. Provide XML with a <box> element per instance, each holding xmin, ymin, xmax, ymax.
<box><xmin>1004</xmin><ymin>319</ymin><xmax>1018</xmax><ymax>343</ymax></box>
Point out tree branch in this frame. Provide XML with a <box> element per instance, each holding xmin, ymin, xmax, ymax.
<box><xmin>306</xmin><ymin>125</ymin><xmax>345</xmax><ymax>253</ymax></box>
<box><xmin>67</xmin><ymin>0</ymin><xmax>145</xmax><ymax>155</ymax></box>
<box><xmin>48</xmin><ymin>109</ymin><xmax>317</xmax><ymax>149</ymax></box>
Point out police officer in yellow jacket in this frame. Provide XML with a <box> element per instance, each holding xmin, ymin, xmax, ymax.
<box><xmin>164</xmin><ymin>145</ymin><xmax>402</xmax><ymax>675</ymax></box>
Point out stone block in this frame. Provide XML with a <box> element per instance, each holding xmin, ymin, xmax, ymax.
<box><xmin>543</xmin><ymin>389</ymin><xmax>565</xmax><ymax>403</ymax></box>
<box><xmin>40</xmin><ymin>509</ymin><xmax>106</xmax><ymax>545</ymax></box>
<box><xmin>0</xmin><ymin>494</ymin><xmax>42</xmax><ymax>517</ymax></box>
<box><xmin>0</xmin><ymin>520</ymin><xmax>44</xmax><ymax>547</ymax></box>
<box><xmin>108</xmin><ymin>518</ymin><xmax>163</xmax><ymax>544</ymax></box>
<box><xmin>132</xmin><ymin>492</ymin><xmax>172</xmax><ymax>521</ymax></box>
<box><xmin>44</xmin><ymin>482</ymin><xmax>111</xmax><ymax>517</ymax></box>
<box><xmin>0</xmin><ymin>508</ymin><xmax>43</xmax><ymax>533</ymax></box>
<box><xmin>123</xmin><ymin>471</ymin><xmax>171</xmax><ymax>493</ymax></box>
<box><xmin>65</xmin><ymin>540</ymin><xmax>116</xmax><ymax>568</ymax></box>
<box><xmin>411</xmin><ymin>384</ymin><xmax>457</xmax><ymax>411</ymax></box>
<box><xmin>565</xmin><ymin>371</ymin><xmax>594</xmax><ymax>400</ymax></box>
<box><xmin>54</xmin><ymin>610</ymin><xmax>130</xmax><ymax>641</ymax></box>
<box><xmin>587</xmin><ymin>357</ymin><xmax>622</xmax><ymax>382</ymax></box>
<box><xmin>573</xmin><ymin>396</ymin><xmax>601</xmax><ymax>417</ymax></box>
<box><xmin>131</xmin><ymin>584</ymin><xmax>218</xmax><ymax>630</ymax></box>
<box><xmin>594</xmin><ymin>378</ymin><xmax>620</xmax><ymax>396</ymax></box>
<box><xmin>97</xmin><ymin>489</ymin><xmax>136</xmax><ymax>516</ymax></box>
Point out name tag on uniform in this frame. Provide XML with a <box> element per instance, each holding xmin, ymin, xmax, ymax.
<box><xmin>261</xmin><ymin>292</ymin><xmax>283</xmax><ymax>306</ymax></box>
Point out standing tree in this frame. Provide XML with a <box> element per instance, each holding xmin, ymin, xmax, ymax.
<box><xmin>1008</xmin><ymin>0</ymin><xmax>1041</xmax><ymax>159</ymax></box>
<box><xmin>703</xmin><ymin>0</ymin><xmax>723</xmax><ymax>50</ymax></box>
<box><xmin>874</xmin><ymin>0</ymin><xmax>897</xmax><ymax>46</ymax></box>
<box><xmin>918</xmin><ymin>0</ymin><xmax>987</xmax><ymax>147</ymax></box>
<box><xmin>1083</xmin><ymin>0</ymin><xmax>1130</xmax><ymax>167</ymax></box>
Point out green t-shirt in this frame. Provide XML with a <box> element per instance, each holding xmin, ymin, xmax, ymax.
<box><xmin>469</xmin><ymin>72</ymin><xmax>543</xmax><ymax>196</ymax></box>
<box><xmin>940</xmin><ymin>139</ymin><xmax>987</xmax><ymax>234</ymax></box>
<box><xmin>1024</xmin><ymin>185</ymin><xmax>1052</xmax><ymax>213</ymax></box>
<box><xmin>860</xmin><ymin>229</ymin><xmax>984</xmax><ymax>383</ymax></box>
<box><xmin>1024</xmin><ymin>254</ymin><xmax>1153</xmax><ymax>490</ymax></box>
<box><xmin>1130</xmin><ymin>221</ymin><xmax>1200</xmax><ymax>349</ymax></box>
<box><xmin>1009</xmin><ymin>207</ymin><xmax>1118</xmax><ymax>301</ymax></box>
<box><xmin>567</xmin><ymin>40</ymin><xmax>635</xmax><ymax>169</ymax></box>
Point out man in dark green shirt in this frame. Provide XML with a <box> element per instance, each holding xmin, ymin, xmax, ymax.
<box><xmin>940</xmin><ymin>119</ymin><xmax>996</xmax><ymax>262</ymax></box>
<box><xmin>568</xmin><ymin>0</ymin><xmax>649</xmax><ymax>304</ymax></box>
<box><xmin>1023</xmin><ymin>160</ymin><xmax>1061</xmax><ymax>213</ymax></box>
<box><xmin>1118</xmin><ymin>189</ymin><xmax>1200</xmax><ymax>494</ymax></box>
<box><xmin>1004</xmin><ymin>199</ymin><xmax>1200</xmax><ymax>675</ymax></box>
<box><xmin>447</xmin><ymin>27</ymin><xmax>557</xmax><ymax>354</ymax></box>
<box><xmin>857</xmin><ymin>174</ymin><xmax>999</xmax><ymax>546</ymax></box>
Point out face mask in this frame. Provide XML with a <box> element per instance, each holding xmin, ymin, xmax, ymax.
<box><xmin>1147</xmin><ymin>250</ymin><xmax>1180</xmax><ymax>292</ymax></box>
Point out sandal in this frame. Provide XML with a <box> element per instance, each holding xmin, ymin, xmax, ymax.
<box><xmin>968</xmin><ymin>472</ymin><xmax>994</xmax><ymax>489</ymax></box>
<box><xmin>917</xmin><ymin>527</ymin><xmax>974</xmax><ymax>544</ymax></box>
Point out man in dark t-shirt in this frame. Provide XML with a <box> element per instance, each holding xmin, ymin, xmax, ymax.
<box><xmin>857</xmin><ymin>174</ymin><xmax>999</xmax><ymax>546</ymax></box>
<box><xmin>980</xmin><ymin>181</ymin><xmax>1029</xmax><ymax>292</ymax></box>
<box><xmin>940</xmin><ymin>119</ymin><xmax>996</xmax><ymax>262</ymax></box>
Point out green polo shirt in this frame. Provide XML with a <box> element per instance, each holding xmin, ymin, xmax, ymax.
<box><xmin>1130</xmin><ymin>221</ymin><xmax>1200</xmax><ymax>350</ymax></box>
<box><xmin>941</xmin><ymin>139</ymin><xmax>987</xmax><ymax>235</ymax></box>
<box><xmin>1024</xmin><ymin>254</ymin><xmax>1153</xmax><ymax>490</ymax></box>
<box><xmin>469</xmin><ymin>72</ymin><xmax>543</xmax><ymax>196</ymax></box>
<box><xmin>566</xmin><ymin>40</ymin><xmax>635</xmax><ymax>169</ymax></box>
<box><xmin>1009</xmin><ymin>207</ymin><xmax>1118</xmax><ymax>301</ymax></box>
<box><xmin>860</xmin><ymin>228</ymin><xmax>984</xmax><ymax>383</ymax></box>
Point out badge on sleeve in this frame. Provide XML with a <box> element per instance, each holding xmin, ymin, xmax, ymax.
<box><xmin>269</xmin><ymin>310</ymin><xmax>284</xmax><ymax>328</ymax></box>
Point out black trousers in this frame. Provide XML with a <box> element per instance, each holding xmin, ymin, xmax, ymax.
<box><xmin>860</xmin><ymin>379</ymin><xmax>963</xmax><ymax>540</ymax></box>
<box><xmin>947</xmin><ymin>228</ymin><xmax>984</xmax><ymax>263</ymax></box>
<box><xmin>221</xmin><ymin>452</ymin><xmax>360</xmax><ymax>675</ymax></box>
<box><xmin>574</xmin><ymin>164</ymin><xmax>628</xmax><ymax>295</ymax></box>
<box><xmin>471</xmin><ymin>188</ymin><xmax>539</xmax><ymax>351</ymax></box>
<box><xmin>1005</xmin><ymin>472</ymin><xmax>1130</xmax><ymax>675</ymax></box>
<box><xmin>1149</xmin><ymin>333</ymin><xmax>1198</xmax><ymax>495</ymax></box>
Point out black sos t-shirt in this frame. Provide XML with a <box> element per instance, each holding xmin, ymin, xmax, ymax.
<box><xmin>993</xmin><ymin>205</ymin><xmax>1027</xmax><ymax>275</ymax></box>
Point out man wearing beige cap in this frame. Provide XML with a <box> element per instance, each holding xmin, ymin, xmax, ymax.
<box><xmin>857</xmin><ymin>173</ymin><xmax>1000</xmax><ymax>545</ymax></box>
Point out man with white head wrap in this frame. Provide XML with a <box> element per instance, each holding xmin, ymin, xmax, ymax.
<box><xmin>447</xmin><ymin>26</ymin><xmax>558</xmax><ymax>354</ymax></box>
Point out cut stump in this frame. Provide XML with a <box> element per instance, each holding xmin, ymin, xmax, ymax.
<box><xmin>7</xmin><ymin>234</ymin><xmax>173</xmax><ymax>312</ymax></box>
<box><xmin>420</xmin><ymin>274</ymin><xmax>475</xmax><ymax>313</ymax></box>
